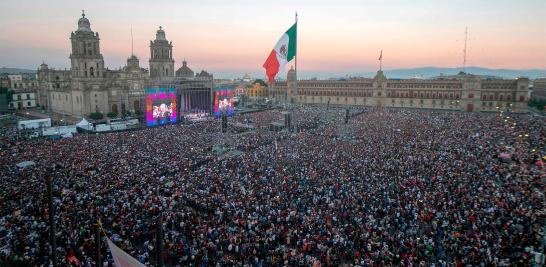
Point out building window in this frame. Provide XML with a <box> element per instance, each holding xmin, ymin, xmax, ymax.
<box><xmin>27</xmin><ymin>101</ymin><xmax>31</xmax><ymax>106</ymax></box>
<box><xmin>519</xmin><ymin>95</ymin><xmax>524</xmax><ymax>102</ymax></box>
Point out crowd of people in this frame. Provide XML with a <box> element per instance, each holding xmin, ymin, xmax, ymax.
<box><xmin>0</xmin><ymin>107</ymin><xmax>544</xmax><ymax>266</ymax></box>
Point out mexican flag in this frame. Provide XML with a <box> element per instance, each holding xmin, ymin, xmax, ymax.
<box><xmin>263</xmin><ymin>22</ymin><xmax>297</xmax><ymax>83</ymax></box>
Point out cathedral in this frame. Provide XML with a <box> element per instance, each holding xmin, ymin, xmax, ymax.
<box><xmin>37</xmin><ymin>11</ymin><xmax>210</xmax><ymax>117</ymax></box>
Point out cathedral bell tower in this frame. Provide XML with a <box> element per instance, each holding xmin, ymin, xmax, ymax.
<box><xmin>69</xmin><ymin>11</ymin><xmax>105</xmax><ymax>79</ymax></box>
<box><xmin>149</xmin><ymin>26</ymin><xmax>175</xmax><ymax>79</ymax></box>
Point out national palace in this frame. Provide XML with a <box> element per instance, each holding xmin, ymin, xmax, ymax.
<box><xmin>271</xmin><ymin>67</ymin><xmax>529</xmax><ymax>113</ymax></box>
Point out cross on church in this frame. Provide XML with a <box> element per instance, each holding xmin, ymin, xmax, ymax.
<box><xmin>82</xmin><ymin>10</ymin><xmax>85</xmax><ymax>17</ymax></box>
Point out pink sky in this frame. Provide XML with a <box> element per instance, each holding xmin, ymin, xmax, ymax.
<box><xmin>1</xmin><ymin>0</ymin><xmax>545</xmax><ymax>77</ymax></box>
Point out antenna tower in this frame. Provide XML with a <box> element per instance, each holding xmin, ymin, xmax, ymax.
<box><xmin>463</xmin><ymin>27</ymin><xmax>468</xmax><ymax>73</ymax></box>
<box><xmin>131</xmin><ymin>28</ymin><xmax>134</xmax><ymax>56</ymax></box>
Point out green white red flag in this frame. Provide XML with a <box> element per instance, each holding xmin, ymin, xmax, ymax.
<box><xmin>263</xmin><ymin>22</ymin><xmax>297</xmax><ymax>83</ymax></box>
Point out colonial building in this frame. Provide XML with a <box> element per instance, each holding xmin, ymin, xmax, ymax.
<box><xmin>35</xmin><ymin>12</ymin><xmax>215</xmax><ymax>118</ymax></box>
<box><xmin>7</xmin><ymin>74</ymin><xmax>39</xmax><ymax>90</ymax></box>
<box><xmin>37</xmin><ymin>11</ymin><xmax>149</xmax><ymax>116</ymax></box>
<box><xmin>9</xmin><ymin>91</ymin><xmax>37</xmax><ymax>110</ymax></box>
<box><xmin>532</xmin><ymin>78</ymin><xmax>546</xmax><ymax>100</ymax></box>
<box><xmin>272</xmin><ymin>68</ymin><xmax>529</xmax><ymax>113</ymax></box>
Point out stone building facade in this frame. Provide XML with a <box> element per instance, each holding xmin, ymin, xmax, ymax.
<box><xmin>37</xmin><ymin>12</ymin><xmax>149</xmax><ymax>116</ymax></box>
<box><xmin>36</xmin><ymin>12</ymin><xmax>213</xmax><ymax>118</ymax></box>
<box><xmin>149</xmin><ymin>26</ymin><xmax>175</xmax><ymax>79</ymax></box>
<box><xmin>532</xmin><ymin>78</ymin><xmax>546</xmax><ymax>100</ymax></box>
<box><xmin>272</xmin><ymin>68</ymin><xmax>529</xmax><ymax>113</ymax></box>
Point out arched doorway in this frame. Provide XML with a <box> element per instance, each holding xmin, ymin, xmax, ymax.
<box><xmin>111</xmin><ymin>104</ymin><xmax>118</xmax><ymax>114</ymax></box>
<box><xmin>134</xmin><ymin>100</ymin><xmax>140</xmax><ymax>112</ymax></box>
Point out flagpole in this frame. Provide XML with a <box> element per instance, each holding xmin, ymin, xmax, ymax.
<box><xmin>295</xmin><ymin>12</ymin><xmax>298</xmax><ymax>80</ymax></box>
<box><xmin>293</xmin><ymin>11</ymin><xmax>298</xmax><ymax>109</ymax></box>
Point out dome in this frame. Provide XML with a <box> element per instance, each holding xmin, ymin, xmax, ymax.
<box><xmin>287</xmin><ymin>66</ymin><xmax>295</xmax><ymax>74</ymax></box>
<box><xmin>287</xmin><ymin>66</ymin><xmax>296</xmax><ymax>81</ymax></box>
<box><xmin>155</xmin><ymin>26</ymin><xmax>167</xmax><ymax>41</ymax></box>
<box><xmin>77</xmin><ymin>10</ymin><xmax>92</xmax><ymax>32</ymax></box>
<box><xmin>176</xmin><ymin>60</ymin><xmax>194</xmax><ymax>78</ymax></box>
<box><xmin>126</xmin><ymin>55</ymin><xmax>140</xmax><ymax>71</ymax></box>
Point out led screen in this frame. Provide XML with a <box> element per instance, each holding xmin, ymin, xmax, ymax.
<box><xmin>213</xmin><ymin>85</ymin><xmax>235</xmax><ymax>118</ymax></box>
<box><xmin>146</xmin><ymin>88</ymin><xmax>177</xmax><ymax>126</ymax></box>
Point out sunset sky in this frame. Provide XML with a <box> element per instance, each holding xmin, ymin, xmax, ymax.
<box><xmin>1</xmin><ymin>0</ymin><xmax>545</xmax><ymax>78</ymax></box>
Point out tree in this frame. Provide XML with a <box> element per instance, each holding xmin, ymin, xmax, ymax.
<box><xmin>89</xmin><ymin>112</ymin><xmax>104</xmax><ymax>120</ymax></box>
<box><xmin>0</xmin><ymin>87</ymin><xmax>12</xmax><ymax>103</ymax></box>
<box><xmin>253</xmin><ymin>79</ymin><xmax>268</xmax><ymax>87</ymax></box>
<box><xmin>528</xmin><ymin>98</ymin><xmax>546</xmax><ymax>111</ymax></box>
<box><xmin>107</xmin><ymin>112</ymin><xmax>118</xmax><ymax>118</ymax></box>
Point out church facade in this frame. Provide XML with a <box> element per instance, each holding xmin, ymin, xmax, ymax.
<box><xmin>36</xmin><ymin>12</ymin><xmax>211</xmax><ymax>117</ymax></box>
<box><xmin>272</xmin><ymin>68</ymin><xmax>529</xmax><ymax>113</ymax></box>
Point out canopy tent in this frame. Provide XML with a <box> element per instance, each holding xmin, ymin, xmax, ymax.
<box><xmin>16</xmin><ymin>161</ymin><xmax>35</xmax><ymax>168</ymax></box>
<box><xmin>76</xmin><ymin>118</ymin><xmax>92</xmax><ymax>127</ymax></box>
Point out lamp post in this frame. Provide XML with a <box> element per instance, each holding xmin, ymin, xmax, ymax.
<box><xmin>45</xmin><ymin>171</ymin><xmax>57</xmax><ymax>266</ymax></box>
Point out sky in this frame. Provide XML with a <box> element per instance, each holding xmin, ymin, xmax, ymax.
<box><xmin>1</xmin><ymin>0</ymin><xmax>545</xmax><ymax>78</ymax></box>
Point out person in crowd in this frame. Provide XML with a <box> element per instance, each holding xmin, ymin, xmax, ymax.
<box><xmin>0</xmin><ymin>107</ymin><xmax>544</xmax><ymax>266</ymax></box>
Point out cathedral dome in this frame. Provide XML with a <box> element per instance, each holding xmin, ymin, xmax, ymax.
<box><xmin>176</xmin><ymin>60</ymin><xmax>194</xmax><ymax>78</ymax></box>
<box><xmin>77</xmin><ymin>10</ymin><xmax>92</xmax><ymax>32</ymax></box>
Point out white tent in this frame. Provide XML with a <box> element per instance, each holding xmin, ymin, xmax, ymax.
<box><xmin>76</xmin><ymin>118</ymin><xmax>91</xmax><ymax>127</ymax></box>
<box><xmin>76</xmin><ymin>118</ymin><xmax>93</xmax><ymax>130</ymax></box>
